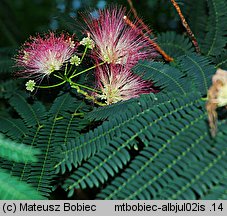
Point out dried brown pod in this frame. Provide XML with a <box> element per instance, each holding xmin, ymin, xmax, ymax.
<box><xmin>206</xmin><ymin>69</ymin><xmax>227</xmax><ymax>137</ymax></box>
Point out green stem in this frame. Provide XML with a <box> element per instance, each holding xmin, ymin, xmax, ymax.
<box><xmin>53</xmin><ymin>74</ymin><xmax>64</xmax><ymax>80</ymax></box>
<box><xmin>64</xmin><ymin>63</ymin><xmax>68</xmax><ymax>76</ymax></box>
<box><xmin>70</xmin><ymin>46</ymin><xmax>88</xmax><ymax>77</ymax></box>
<box><xmin>36</xmin><ymin>80</ymin><xmax>66</xmax><ymax>89</ymax></box>
<box><xmin>67</xmin><ymin>64</ymin><xmax>73</xmax><ymax>76</ymax></box>
<box><xmin>70</xmin><ymin>62</ymin><xmax>105</xmax><ymax>79</ymax></box>
<box><xmin>81</xmin><ymin>46</ymin><xmax>88</xmax><ymax>62</ymax></box>
<box><xmin>71</xmin><ymin>82</ymin><xmax>101</xmax><ymax>93</ymax></box>
<box><xmin>71</xmin><ymin>85</ymin><xmax>106</xmax><ymax>106</ymax></box>
<box><xmin>201</xmin><ymin>97</ymin><xmax>208</xmax><ymax>101</ymax></box>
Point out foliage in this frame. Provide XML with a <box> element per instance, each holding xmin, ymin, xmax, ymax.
<box><xmin>0</xmin><ymin>0</ymin><xmax>227</xmax><ymax>200</ymax></box>
<box><xmin>0</xmin><ymin>134</ymin><xmax>44</xmax><ymax>199</ymax></box>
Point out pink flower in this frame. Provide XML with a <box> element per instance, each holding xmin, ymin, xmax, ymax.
<box><xmin>84</xmin><ymin>7</ymin><xmax>155</xmax><ymax>67</ymax></box>
<box><xmin>95</xmin><ymin>64</ymin><xmax>157</xmax><ymax>105</ymax></box>
<box><xmin>15</xmin><ymin>32</ymin><xmax>76</xmax><ymax>80</ymax></box>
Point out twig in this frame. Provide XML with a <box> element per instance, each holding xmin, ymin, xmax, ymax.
<box><xmin>71</xmin><ymin>85</ymin><xmax>106</xmax><ymax>106</ymax></box>
<box><xmin>124</xmin><ymin>16</ymin><xmax>174</xmax><ymax>62</ymax></box>
<box><xmin>170</xmin><ymin>0</ymin><xmax>200</xmax><ymax>53</ymax></box>
<box><xmin>126</xmin><ymin>0</ymin><xmax>153</xmax><ymax>35</ymax></box>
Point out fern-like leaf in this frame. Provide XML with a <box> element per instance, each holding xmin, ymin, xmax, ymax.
<box><xmin>8</xmin><ymin>92</ymin><xmax>46</xmax><ymax>127</ymax></box>
<box><xmin>201</xmin><ymin>175</ymin><xmax>227</xmax><ymax>200</ymax></box>
<box><xmin>200</xmin><ymin>0</ymin><xmax>227</xmax><ymax>56</ymax></box>
<box><xmin>0</xmin><ymin>169</ymin><xmax>44</xmax><ymax>200</ymax></box>
<box><xmin>133</xmin><ymin>61</ymin><xmax>190</xmax><ymax>94</ymax></box>
<box><xmin>158</xmin><ymin>31</ymin><xmax>195</xmax><ymax>57</ymax></box>
<box><xmin>62</xmin><ymin>92</ymin><xmax>203</xmax><ymax>196</ymax></box>
<box><xmin>58</xmin><ymin>92</ymin><xmax>170</xmax><ymax>172</ymax></box>
<box><xmin>0</xmin><ymin>117</ymin><xmax>27</xmax><ymax>140</ymax></box>
<box><xmin>0</xmin><ymin>134</ymin><xmax>39</xmax><ymax>163</ymax></box>
<box><xmin>0</xmin><ymin>91</ymin><xmax>89</xmax><ymax>197</ymax></box>
<box><xmin>85</xmin><ymin>98</ymin><xmax>138</xmax><ymax>121</ymax></box>
<box><xmin>0</xmin><ymin>79</ymin><xmax>23</xmax><ymax>99</ymax></box>
<box><xmin>214</xmin><ymin>50</ymin><xmax>227</xmax><ymax>69</ymax></box>
<box><xmin>97</xmin><ymin>118</ymin><xmax>227</xmax><ymax>200</ymax></box>
<box><xmin>177</xmin><ymin>53</ymin><xmax>215</xmax><ymax>95</ymax></box>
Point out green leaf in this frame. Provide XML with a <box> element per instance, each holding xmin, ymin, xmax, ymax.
<box><xmin>177</xmin><ymin>53</ymin><xmax>215</xmax><ymax>95</ymax></box>
<box><xmin>200</xmin><ymin>0</ymin><xmax>227</xmax><ymax>56</ymax></box>
<box><xmin>158</xmin><ymin>31</ymin><xmax>195</xmax><ymax>58</ymax></box>
<box><xmin>0</xmin><ymin>169</ymin><xmax>44</xmax><ymax>200</ymax></box>
<box><xmin>0</xmin><ymin>134</ymin><xmax>39</xmax><ymax>163</ymax></box>
<box><xmin>133</xmin><ymin>61</ymin><xmax>190</xmax><ymax>94</ymax></box>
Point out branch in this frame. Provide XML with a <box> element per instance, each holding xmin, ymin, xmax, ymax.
<box><xmin>170</xmin><ymin>0</ymin><xmax>200</xmax><ymax>53</ymax></box>
<box><xmin>124</xmin><ymin>16</ymin><xmax>174</xmax><ymax>62</ymax></box>
<box><xmin>126</xmin><ymin>0</ymin><xmax>153</xmax><ymax>35</ymax></box>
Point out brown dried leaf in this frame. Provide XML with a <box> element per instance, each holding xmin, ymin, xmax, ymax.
<box><xmin>206</xmin><ymin>69</ymin><xmax>227</xmax><ymax>137</ymax></box>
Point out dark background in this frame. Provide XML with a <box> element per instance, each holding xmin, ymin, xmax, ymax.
<box><xmin>0</xmin><ymin>0</ymin><xmax>183</xmax><ymax>47</ymax></box>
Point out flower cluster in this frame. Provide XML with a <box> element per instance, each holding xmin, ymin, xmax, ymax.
<box><xmin>15</xmin><ymin>7</ymin><xmax>158</xmax><ymax>105</ymax></box>
<box><xmin>84</xmin><ymin>7</ymin><xmax>154</xmax><ymax>67</ymax></box>
<box><xmin>84</xmin><ymin>7</ymin><xmax>158</xmax><ymax>104</ymax></box>
<box><xmin>96</xmin><ymin>65</ymin><xmax>156</xmax><ymax>105</ymax></box>
<box><xmin>15</xmin><ymin>32</ymin><xmax>77</xmax><ymax>80</ymax></box>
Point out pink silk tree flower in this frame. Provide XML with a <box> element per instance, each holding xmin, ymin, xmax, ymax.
<box><xmin>95</xmin><ymin>64</ymin><xmax>157</xmax><ymax>105</ymax></box>
<box><xmin>84</xmin><ymin>7</ymin><xmax>155</xmax><ymax>67</ymax></box>
<box><xmin>15</xmin><ymin>32</ymin><xmax>76</xmax><ymax>80</ymax></box>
